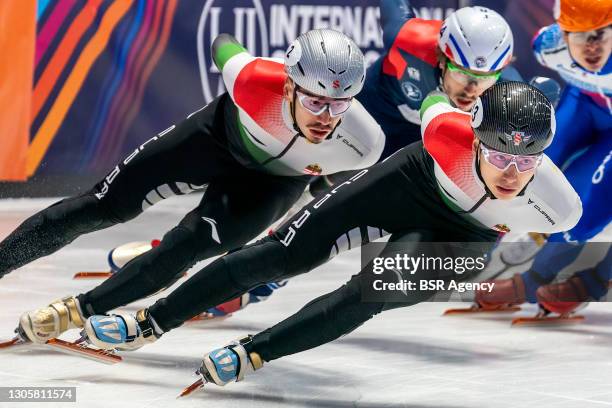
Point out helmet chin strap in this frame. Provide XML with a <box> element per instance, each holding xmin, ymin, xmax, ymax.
<box><xmin>438</xmin><ymin>64</ymin><xmax>459</xmax><ymax>110</ymax></box>
<box><xmin>474</xmin><ymin>142</ymin><xmax>494</xmax><ymax>198</ymax></box>
<box><xmin>290</xmin><ymin>86</ymin><xmax>302</xmax><ymax>135</ymax></box>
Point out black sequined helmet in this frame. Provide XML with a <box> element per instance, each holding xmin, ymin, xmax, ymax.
<box><xmin>470</xmin><ymin>81</ymin><xmax>556</xmax><ymax>155</ymax></box>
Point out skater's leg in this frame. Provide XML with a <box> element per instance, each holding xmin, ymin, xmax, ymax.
<box><xmin>245</xmin><ymin>232</ymin><xmax>491</xmax><ymax>362</ymax></box>
<box><xmin>78</xmin><ymin>172</ymin><xmax>308</xmax><ymax>316</ymax></box>
<box><xmin>0</xmin><ymin>96</ymin><xmax>232</xmax><ymax>279</ymax></box>
<box><xmin>145</xmin><ymin>151</ymin><xmax>421</xmax><ymax>332</ymax></box>
<box><xmin>574</xmin><ymin>245</ymin><xmax>612</xmax><ymax>300</ymax></box>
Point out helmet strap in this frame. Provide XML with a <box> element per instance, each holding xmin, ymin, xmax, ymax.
<box><xmin>290</xmin><ymin>86</ymin><xmax>303</xmax><ymax>135</ymax></box>
<box><xmin>438</xmin><ymin>58</ymin><xmax>448</xmax><ymax>91</ymax></box>
<box><xmin>474</xmin><ymin>142</ymin><xmax>495</xmax><ymax>199</ymax></box>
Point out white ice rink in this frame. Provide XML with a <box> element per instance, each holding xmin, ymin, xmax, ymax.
<box><xmin>1</xmin><ymin>195</ymin><xmax>612</xmax><ymax>408</ymax></box>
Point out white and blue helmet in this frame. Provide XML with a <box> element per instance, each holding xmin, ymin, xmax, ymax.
<box><xmin>438</xmin><ymin>7</ymin><xmax>514</xmax><ymax>73</ymax></box>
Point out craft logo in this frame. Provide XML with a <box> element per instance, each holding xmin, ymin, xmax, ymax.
<box><xmin>508</xmin><ymin>131</ymin><xmax>531</xmax><ymax>146</ymax></box>
<box><xmin>304</xmin><ymin>163</ymin><xmax>323</xmax><ymax>175</ymax></box>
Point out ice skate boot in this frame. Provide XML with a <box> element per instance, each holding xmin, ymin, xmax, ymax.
<box><xmin>108</xmin><ymin>240</ymin><xmax>161</xmax><ymax>272</ymax></box>
<box><xmin>512</xmin><ymin>275</ymin><xmax>588</xmax><ymax>326</ymax></box>
<box><xmin>199</xmin><ymin>336</ymin><xmax>264</xmax><ymax>386</ymax></box>
<box><xmin>73</xmin><ymin>239</ymin><xmax>161</xmax><ymax>279</ymax></box>
<box><xmin>83</xmin><ymin>309</ymin><xmax>161</xmax><ymax>350</ymax></box>
<box><xmin>500</xmin><ymin>232</ymin><xmax>547</xmax><ymax>266</ymax></box>
<box><xmin>18</xmin><ymin>296</ymin><xmax>86</xmax><ymax>344</ymax></box>
<box><xmin>443</xmin><ymin>274</ymin><xmax>524</xmax><ymax>315</ymax></box>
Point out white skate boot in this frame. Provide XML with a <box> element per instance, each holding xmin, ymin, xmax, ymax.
<box><xmin>108</xmin><ymin>240</ymin><xmax>160</xmax><ymax>272</ymax></box>
<box><xmin>500</xmin><ymin>232</ymin><xmax>547</xmax><ymax>266</ymax></box>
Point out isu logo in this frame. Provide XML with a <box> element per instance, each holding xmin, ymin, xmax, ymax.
<box><xmin>506</xmin><ymin>131</ymin><xmax>531</xmax><ymax>146</ymax></box>
<box><xmin>196</xmin><ymin>0</ymin><xmax>269</xmax><ymax>103</ymax></box>
<box><xmin>304</xmin><ymin>163</ymin><xmax>323</xmax><ymax>175</ymax></box>
<box><xmin>493</xmin><ymin>224</ymin><xmax>511</xmax><ymax>233</ymax></box>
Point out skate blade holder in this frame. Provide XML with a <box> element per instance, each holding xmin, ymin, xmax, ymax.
<box><xmin>178</xmin><ymin>369</ymin><xmax>211</xmax><ymax>398</ymax></box>
<box><xmin>511</xmin><ymin>314</ymin><xmax>585</xmax><ymax>326</ymax></box>
<box><xmin>73</xmin><ymin>271</ymin><xmax>188</xmax><ymax>280</ymax></box>
<box><xmin>0</xmin><ymin>337</ymin><xmax>122</xmax><ymax>364</ymax></box>
<box><xmin>187</xmin><ymin>312</ymin><xmax>233</xmax><ymax>323</ymax></box>
<box><xmin>73</xmin><ymin>271</ymin><xmax>113</xmax><ymax>279</ymax></box>
<box><xmin>443</xmin><ymin>305</ymin><xmax>521</xmax><ymax>316</ymax></box>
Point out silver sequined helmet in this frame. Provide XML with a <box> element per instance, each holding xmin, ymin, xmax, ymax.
<box><xmin>284</xmin><ymin>29</ymin><xmax>365</xmax><ymax>99</ymax></box>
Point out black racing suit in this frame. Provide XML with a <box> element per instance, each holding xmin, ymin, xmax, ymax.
<box><xmin>0</xmin><ymin>94</ymin><xmax>309</xmax><ymax>316</ymax></box>
<box><xmin>144</xmin><ymin>142</ymin><xmax>499</xmax><ymax>361</ymax></box>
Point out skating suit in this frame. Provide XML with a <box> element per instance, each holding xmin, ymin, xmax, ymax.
<box><xmin>358</xmin><ymin>0</ymin><xmax>515</xmax><ymax>159</ymax></box>
<box><xmin>144</xmin><ymin>95</ymin><xmax>582</xmax><ymax>363</ymax></box>
<box><xmin>519</xmin><ymin>24</ymin><xmax>611</xmax><ymax>301</ymax></box>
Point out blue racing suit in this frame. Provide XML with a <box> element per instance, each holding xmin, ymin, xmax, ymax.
<box><xmin>522</xmin><ymin>23</ymin><xmax>611</xmax><ymax>301</ymax></box>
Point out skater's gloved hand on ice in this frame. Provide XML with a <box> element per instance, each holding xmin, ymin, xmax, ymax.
<box><xmin>198</xmin><ymin>336</ymin><xmax>264</xmax><ymax>386</ymax></box>
<box><xmin>82</xmin><ymin>309</ymin><xmax>161</xmax><ymax>351</ymax></box>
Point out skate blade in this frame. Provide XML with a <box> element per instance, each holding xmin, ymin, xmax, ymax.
<box><xmin>73</xmin><ymin>271</ymin><xmax>189</xmax><ymax>280</ymax></box>
<box><xmin>0</xmin><ymin>337</ymin><xmax>27</xmax><ymax>349</ymax></box>
<box><xmin>512</xmin><ymin>315</ymin><xmax>585</xmax><ymax>326</ymax></box>
<box><xmin>73</xmin><ymin>271</ymin><xmax>113</xmax><ymax>279</ymax></box>
<box><xmin>46</xmin><ymin>338</ymin><xmax>122</xmax><ymax>364</ymax></box>
<box><xmin>443</xmin><ymin>306</ymin><xmax>521</xmax><ymax>316</ymax></box>
<box><xmin>178</xmin><ymin>378</ymin><xmax>205</xmax><ymax>398</ymax></box>
<box><xmin>188</xmin><ymin>313</ymin><xmax>233</xmax><ymax>322</ymax></box>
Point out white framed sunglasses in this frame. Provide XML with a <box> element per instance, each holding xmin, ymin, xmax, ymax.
<box><xmin>296</xmin><ymin>89</ymin><xmax>352</xmax><ymax>117</ymax></box>
<box><xmin>480</xmin><ymin>144</ymin><xmax>543</xmax><ymax>173</ymax></box>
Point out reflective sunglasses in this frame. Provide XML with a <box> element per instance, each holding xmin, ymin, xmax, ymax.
<box><xmin>446</xmin><ymin>60</ymin><xmax>501</xmax><ymax>88</ymax></box>
<box><xmin>480</xmin><ymin>144</ymin><xmax>542</xmax><ymax>173</ymax></box>
<box><xmin>567</xmin><ymin>26</ymin><xmax>612</xmax><ymax>45</ymax></box>
<box><xmin>296</xmin><ymin>90</ymin><xmax>352</xmax><ymax>117</ymax></box>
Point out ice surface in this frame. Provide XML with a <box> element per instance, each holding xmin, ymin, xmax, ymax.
<box><xmin>1</xmin><ymin>195</ymin><xmax>611</xmax><ymax>408</ymax></box>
